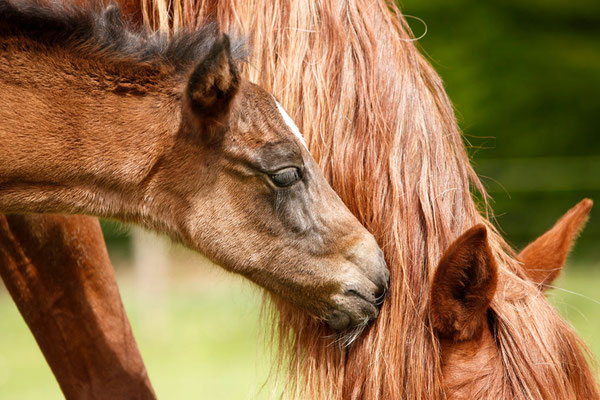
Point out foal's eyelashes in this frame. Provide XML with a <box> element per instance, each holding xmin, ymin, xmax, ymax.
<box><xmin>269</xmin><ymin>167</ymin><xmax>303</xmax><ymax>187</ymax></box>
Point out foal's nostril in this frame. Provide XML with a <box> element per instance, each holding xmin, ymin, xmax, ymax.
<box><xmin>378</xmin><ymin>283</ymin><xmax>390</xmax><ymax>304</ymax></box>
<box><xmin>374</xmin><ymin>259</ymin><xmax>390</xmax><ymax>306</ymax></box>
<box><xmin>374</xmin><ymin>281</ymin><xmax>388</xmax><ymax>306</ymax></box>
<box><xmin>386</xmin><ymin>268</ymin><xmax>390</xmax><ymax>284</ymax></box>
<box><xmin>378</xmin><ymin>248</ymin><xmax>390</xmax><ymax>280</ymax></box>
<box><xmin>344</xmin><ymin>233</ymin><xmax>390</xmax><ymax>308</ymax></box>
<box><xmin>375</xmin><ymin>249</ymin><xmax>390</xmax><ymax>290</ymax></box>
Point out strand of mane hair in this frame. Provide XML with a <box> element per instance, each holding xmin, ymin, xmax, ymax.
<box><xmin>136</xmin><ymin>1</ymin><xmax>599</xmax><ymax>399</ymax></box>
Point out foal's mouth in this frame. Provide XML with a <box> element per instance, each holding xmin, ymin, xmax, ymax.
<box><xmin>325</xmin><ymin>277</ymin><xmax>388</xmax><ymax>336</ymax></box>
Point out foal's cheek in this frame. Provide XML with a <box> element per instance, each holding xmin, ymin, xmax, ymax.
<box><xmin>275</xmin><ymin>190</ymin><xmax>313</xmax><ymax>234</ymax></box>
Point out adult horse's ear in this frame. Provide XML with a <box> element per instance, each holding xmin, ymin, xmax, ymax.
<box><xmin>186</xmin><ymin>34</ymin><xmax>240</xmax><ymax>131</ymax></box>
<box><xmin>430</xmin><ymin>224</ymin><xmax>498</xmax><ymax>341</ymax></box>
<box><xmin>519</xmin><ymin>199</ymin><xmax>592</xmax><ymax>289</ymax></box>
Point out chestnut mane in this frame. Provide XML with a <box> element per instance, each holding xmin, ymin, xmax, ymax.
<box><xmin>136</xmin><ymin>1</ymin><xmax>600</xmax><ymax>398</ymax></box>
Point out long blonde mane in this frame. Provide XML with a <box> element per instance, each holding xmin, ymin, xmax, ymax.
<box><xmin>141</xmin><ymin>1</ymin><xmax>599</xmax><ymax>398</ymax></box>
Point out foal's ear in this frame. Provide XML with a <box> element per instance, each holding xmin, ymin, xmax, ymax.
<box><xmin>430</xmin><ymin>224</ymin><xmax>498</xmax><ymax>341</ymax></box>
<box><xmin>186</xmin><ymin>34</ymin><xmax>240</xmax><ymax>127</ymax></box>
<box><xmin>519</xmin><ymin>199</ymin><xmax>592</xmax><ymax>289</ymax></box>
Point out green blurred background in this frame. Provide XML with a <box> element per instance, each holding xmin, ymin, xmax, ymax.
<box><xmin>400</xmin><ymin>0</ymin><xmax>600</xmax><ymax>258</ymax></box>
<box><xmin>1</xmin><ymin>0</ymin><xmax>599</xmax><ymax>398</ymax></box>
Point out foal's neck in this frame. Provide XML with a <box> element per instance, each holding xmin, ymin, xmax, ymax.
<box><xmin>0</xmin><ymin>38</ymin><xmax>183</xmax><ymax>220</ymax></box>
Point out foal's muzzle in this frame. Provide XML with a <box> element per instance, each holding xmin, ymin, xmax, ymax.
<box><xmin>327</xmin><ymin>234</ymin><xmax>390</xmax><ymax>332</ymax></box>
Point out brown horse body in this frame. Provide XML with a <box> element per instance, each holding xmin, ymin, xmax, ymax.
<box><xmin>1</xmin><ymin>0</ymin><xmax>598</xmax><ymax>399</ymax></box>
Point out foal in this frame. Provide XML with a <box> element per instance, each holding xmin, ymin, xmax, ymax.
<box><xmin>0</xmin><ymin>0</ymin><xmax>388</xmax><ymax>331</ymax></box>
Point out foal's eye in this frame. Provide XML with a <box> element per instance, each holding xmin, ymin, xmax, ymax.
<box><xmin>269</xmin><ymin>167</ymin><xmax>303</xmax><ymax>187</ymax></box>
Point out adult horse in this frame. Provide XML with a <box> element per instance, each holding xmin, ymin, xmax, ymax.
<box><xmin>1</xmin><ymin>1</ymin><xmax>598</xmax><ymax>399</ymax></box>
<box><xmin>163</xmin><ymin>1</ymin><xmax>598</xmax><ymax>399</ymax></box>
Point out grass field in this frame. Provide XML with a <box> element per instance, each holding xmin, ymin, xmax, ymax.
<box><xmin>0</xmin><ymin>260</ymin><xmax>599</xmax><ymax>399</ymax></box>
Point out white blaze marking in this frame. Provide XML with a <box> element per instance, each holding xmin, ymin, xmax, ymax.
<box><xmin>273</xmin><ymin>97</ymin><xmax>308</xmax><ymax>150</ymax></box>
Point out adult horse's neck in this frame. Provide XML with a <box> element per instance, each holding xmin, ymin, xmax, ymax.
<box><xmin>0</xmin><ymin>38</ymin><xmax>179</xmax><ymax>223</ymax></box>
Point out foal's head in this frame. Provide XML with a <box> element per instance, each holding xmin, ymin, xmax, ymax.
<box><xmin>169</xmin><ymin>35</ymin><xmax>389</xmax><ymax>331</ymax></box>
<box><xmin>430</xmin><ymin>200</ymin><xmax>597</xmax><ymax>399</ymax></box>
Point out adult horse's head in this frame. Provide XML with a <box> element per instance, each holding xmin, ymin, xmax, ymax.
<box><xmin>0</xmin><ymin>2</ymin><xmax>388</xmax><ymax>331</ymax></box>
<box><xmin>430</xmin><ymin>200</ymin><xmax>597</xmax><ymax>399</ymax></box>
<box><xmin>148</xmin><ymin>34</ymin><xmax>389</xmax><ymax>331</ymax></box>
